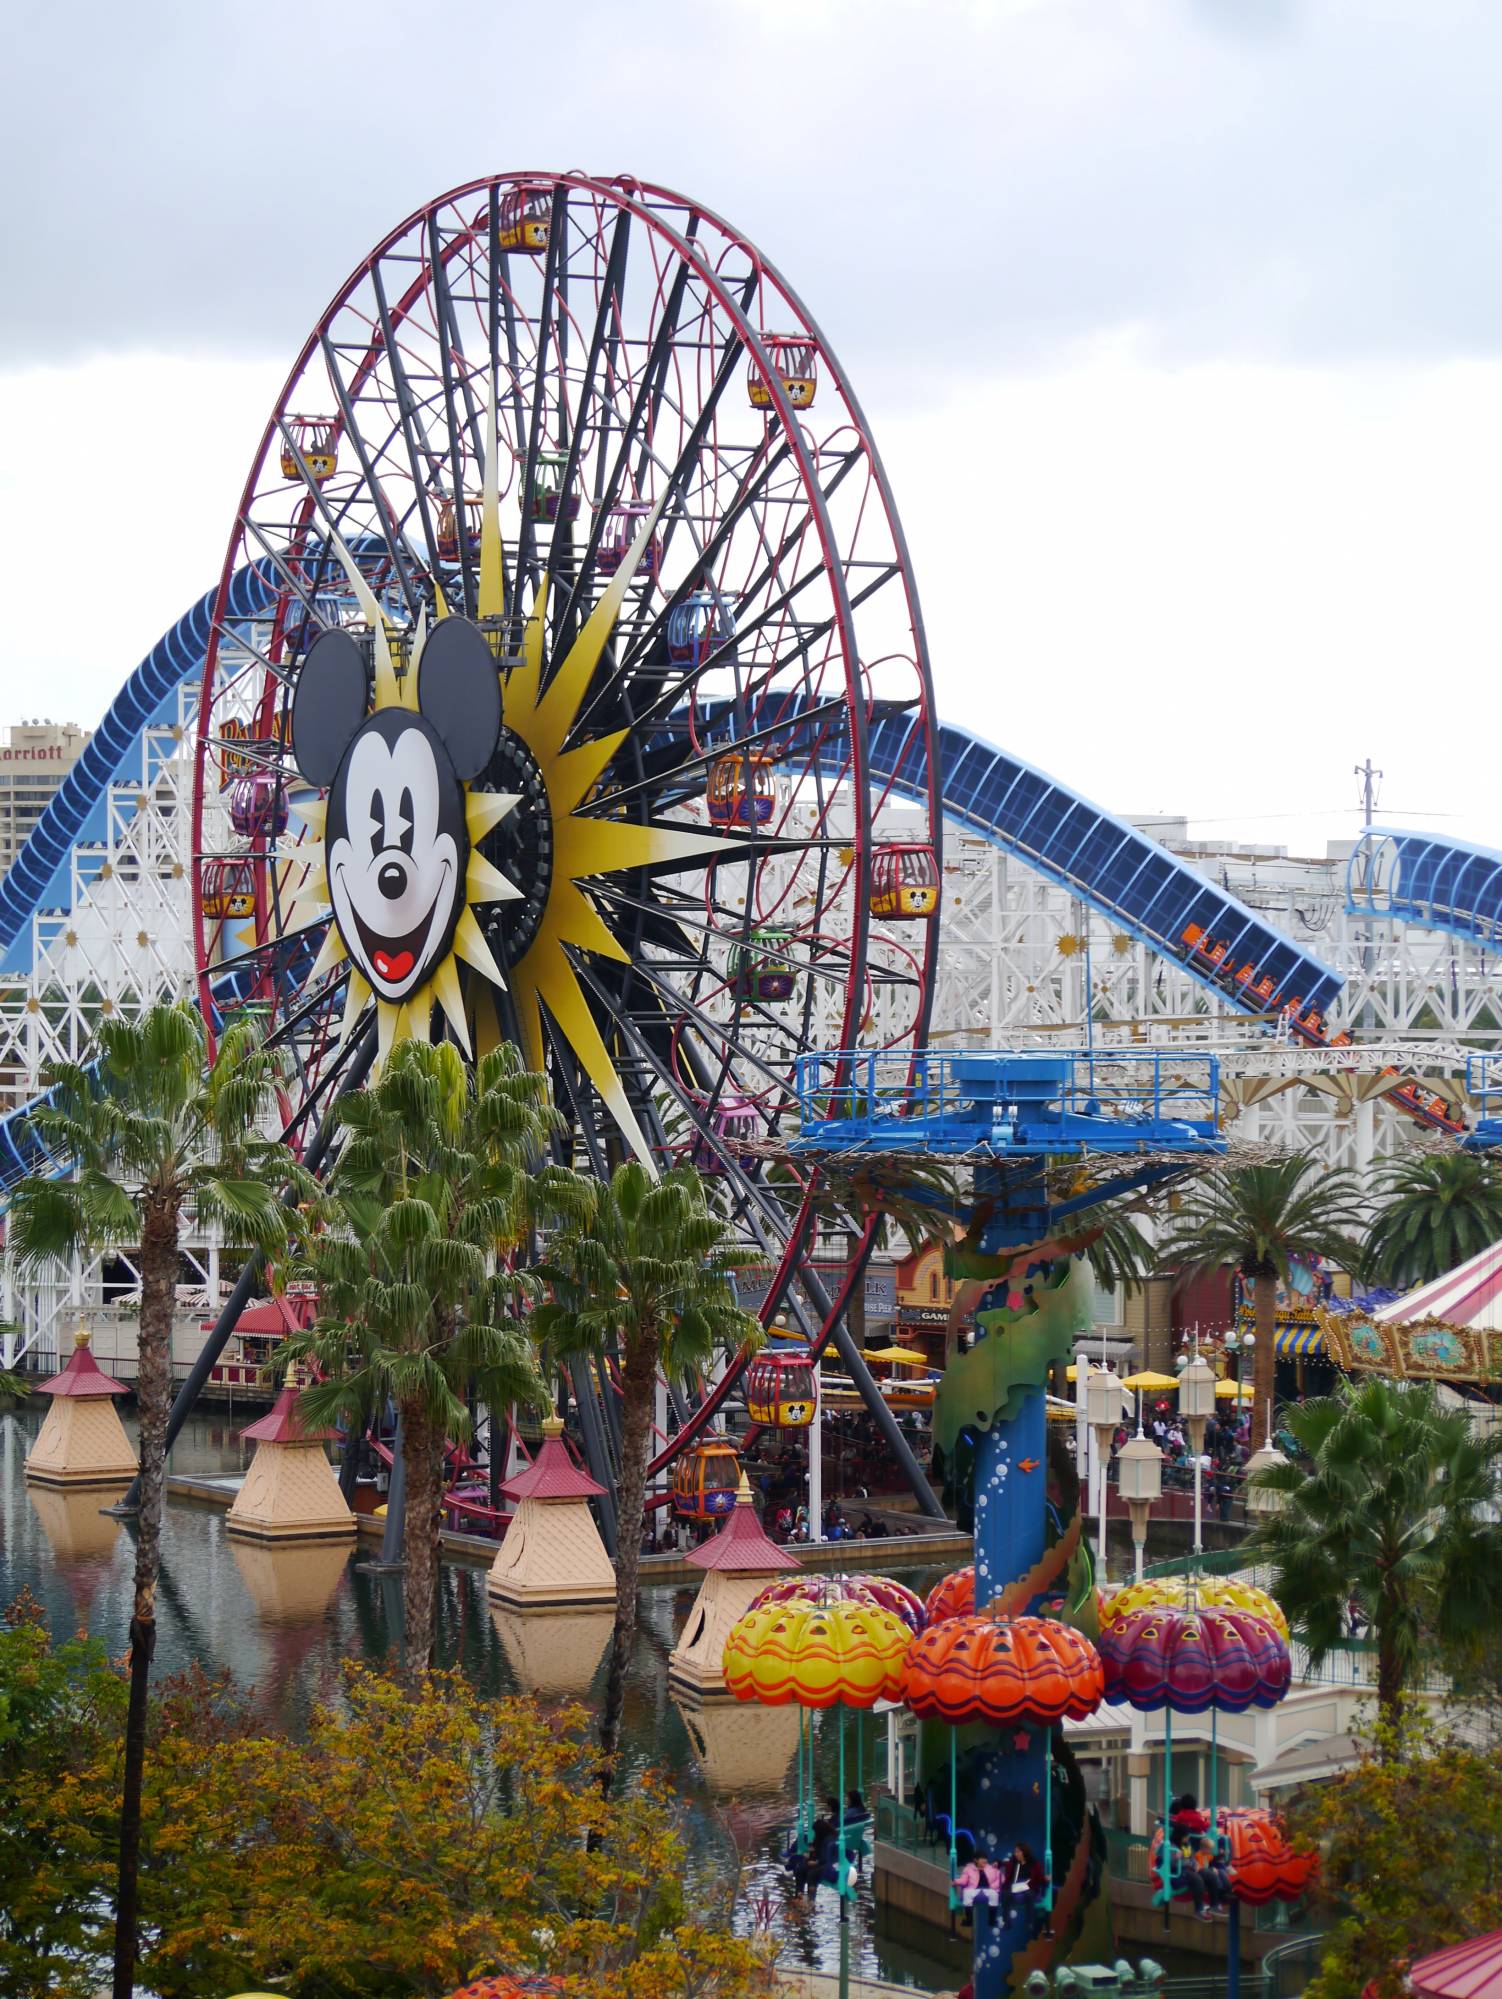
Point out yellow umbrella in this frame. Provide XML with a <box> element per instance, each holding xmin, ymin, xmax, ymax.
<box><xmin>1122</xmin><ymin>1370</ymin><xmax>1180</xmax><ymax>1392</ymax></box>
<box><xmin>862</xmin><ymin>1344</ymin><xmax>930</xmax><ymax>1367</ymax></box>
<box><xmin>1216</xmin><ymin>1378</ymin><xmax>1254</xmax><ymax>1401</ymax></box>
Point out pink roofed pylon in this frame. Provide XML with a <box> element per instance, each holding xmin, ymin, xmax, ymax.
<box><xmin>686</xmin><ymin>1473</ymin><xmax>800</xmax><ymax>1574</ymax></box>
<box><xmin>239</xmin><ymin>1375</ymin><xmax>334</xmax><ymax>1446</ymax></box>
<box><xmin>38</xmin><ymin>1328</ymin><xmax>127</xmax><ymax>1399</ymax></box>
<box><xmin>1410</xmin><ymin>1929</ymin><xmax>1502</xmax><ymax>1999</ymax></box>
<box><xmin>500</xmin><ymin>1424</ymin><xmax>605</xmax><ymax>1502</ymax></box>
<box><xmin>1375</xmin><ymin>1240</ymin><xmax>1502</xmax><ymax>1332</ymax></box>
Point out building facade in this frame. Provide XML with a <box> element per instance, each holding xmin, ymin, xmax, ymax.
<box><xmin>0</xmin><ymin>722</ymin><xmax>90</xmax><ymax>879</ymax></box>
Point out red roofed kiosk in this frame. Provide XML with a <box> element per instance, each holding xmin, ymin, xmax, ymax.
<box><xmin>486</xmin><ymin>1416</ymin><xmax>616</xmax><ymax>1613</ymax></box>
<box><xmin>1410</xmin><ymin>1928</ymin><xmax>1502</xmax><ymax>1999</ymax></box>
<box><xmin>25</xmin><ymin>1321</ymin><xmax>138</xmax><ymax>1489</ymax></box>
<box><xmin>668</xmin><ymin>1470</ymin><xmax>800</xmax><ymax>1702</ymax></box>
<box><xmin>226</xmin><ymin>1366</ymin><xmax>356</xmax><ymax>1544</ymax></box>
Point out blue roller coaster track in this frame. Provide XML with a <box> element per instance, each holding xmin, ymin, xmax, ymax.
<box><xmin>1347</xmin><ymin>824</ymin><xmax>1502</xmax><ymax>947</ymax></box>
<box><xmin>0</xmin><ymin>571</ymin><xmax>1350</xmax><ymax>1190</ymax></box>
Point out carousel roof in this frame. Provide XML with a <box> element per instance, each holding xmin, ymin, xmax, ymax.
<box><xmin>1410</xmin><ymin>1929</ymin><xmax>1502</xmax><ymax>1999</ymax></box>
<box><xmin>686</xmin><ymin>1474</ymin><xmax>800</xmax><ymax>1573</ymax></box>
<box><xmin>1374</xmin><ymin>1239</ymin><xmax>1502</xmax><ymax>1332</ymax></box>
<box><xmin>499</xmin><ymin>1420</ymin><xmax>605</xmax><ymax>1502</ymax></box>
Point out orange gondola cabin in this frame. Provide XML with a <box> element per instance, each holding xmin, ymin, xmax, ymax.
<box><xmin>744</xmin><ymin>1351</ymin><xmax>817</xmax><ymax>1430</ymax></box>
<box><xmin>707</xmin><ymin>752</ymin><xmax>775</xmax><ymax>828</ymax></box>
<box><xmin>279</xmin><ymin>416</ymin><xmax>338</xmax><ymax>483</ymax></box>
<box><xmin>748</xmin><ymin>334</ymin><xmax>819</xmax><ymax>412</ymax></box>
<box><xmin>871</xmin><ymin>843</ymin><xmax>939</xmax><ymax>919</ymax></box>
<box><xmin>671</xmin><ymin>1439</ymin><xmax>741</xmax><ymax>1520</ymax></box>
<box><xmin>436</xmin><ymin>495</ymin><xmax>483</xmax><ymax>564</ymax></box>
<box><xmin>499</xmin><ymin>189</ymin><xmax>550</xmax><ymax>254</ymax></box>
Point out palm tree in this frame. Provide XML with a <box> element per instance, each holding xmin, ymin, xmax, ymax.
<box><xmin>1363</xmin><ymin>1152</ymin><xmax>1502</xmax><ymax>1290</ymax></box>
<box><xmin>1247</xmin><ymin>1377</ymin><xmax>1502</xmax><ymax>1729</ymax></box>
<box><xmin>289</xmin><ymin>1039</ymin><xmax>576</xmax><ymax>1675</ymax></box>
<box><xmin>534</xmin><ymin>1162</ymin><xmax>761</xmax><ymax>1779</ymax></box>
<box><xmin>8</xmin><ymin>1003</ymin><xmax>297</xmax><ymax>1999</ymax></box>
<box><xmin>1159</xmin><ymin>1156</ymin><xmax>1365</xmax><ymax>1428</ymax></box>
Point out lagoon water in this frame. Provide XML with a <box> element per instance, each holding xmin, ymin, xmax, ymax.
<box><xmin>0</xmin><ymin>1405</ymin><xmax>959</xmax><ymax>1993</ymax></box>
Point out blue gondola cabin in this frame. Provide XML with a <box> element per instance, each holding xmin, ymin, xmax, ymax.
<box><xmin>871</xmin><ymin>843</ymin><xmax>939</xmax><ymax>919</ymax></box>
<box><xmin>667</xmin><ymin>590</ymin><xmax>735</xmax><ymax>668</ymax></box>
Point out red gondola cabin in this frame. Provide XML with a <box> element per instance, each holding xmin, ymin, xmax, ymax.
<box><xmin>597</xmin><ymin>501</ymin><xmax>662</xmax><ymax>582</ymax></box>
<box><xmin>499</xmin><ymin>189</ymin><xmax>550</xmax><ymax>254</ymax></box>
<box><xmin>871</xmin><ymin>843</ymin><xmax>939</xmax><ymax>919</ymax></box>
<box><xmin>671</xmin><ymin>1438</ymin><xmax>741</xmax><ymax>1520</ymax></box>
<box><xmin>745</xmin><ymin>1350</ymin><xmax>817</xmax><ymax>1429</ymax></box>
<box><xmin>229</xmin><ymin>774</ymin><xmax>289</xmax><ymax>841</ymax></box>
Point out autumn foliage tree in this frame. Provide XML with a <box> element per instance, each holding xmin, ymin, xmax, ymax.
<box><xmin>0</xmin><ymin>1604</ymin><xmax>774</xmax><ymax>1999</ymax></box>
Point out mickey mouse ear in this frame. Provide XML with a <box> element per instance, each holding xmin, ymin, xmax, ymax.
<box><xmin>417</xmin><ymin>617</ymin><xmax>503</xmax><ymax>780</ymax></box>
<box><xmin>290</xmin><ymin>629</ymin><xmax>368</xmax><ymax>786</ymax></box>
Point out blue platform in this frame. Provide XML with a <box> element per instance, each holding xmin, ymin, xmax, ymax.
<box><xmin>792</xmin><ymin>1048</ymin><xmax>1223</xmax><ymax>1156</ymax></box>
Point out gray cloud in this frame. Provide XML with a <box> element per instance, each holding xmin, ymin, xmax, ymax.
<box><xmin>3</xmin><ymin>0</ymin><xmax>1500</xmax><ymax>380</ymax></box>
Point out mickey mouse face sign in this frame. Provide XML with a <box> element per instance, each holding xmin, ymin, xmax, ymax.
<box><xmin>290</xmin><ymin>618</ymin><xmax>504</xmax><ymax>1006</ymax></box>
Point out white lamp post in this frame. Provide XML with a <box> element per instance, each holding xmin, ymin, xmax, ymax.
<box><xmin>1087</xmin><ymin>1363</ymin><xmax>1124</xmax><ymax>1582</ymax></box>
<box><xmin>1117</xmin><ymin>1431</ymin><xmax>1164</xmax><ymax>1580</ymax></box>
<box><xmin>1180</xmin><ymin>1351</ymin><xmax>1217</xmax><ymax>1555</ymax></box>
<box><xmin>1244</xmin><ymin>1401</ymin><xmax>1289</xmax><ymax>1518</ymax></box>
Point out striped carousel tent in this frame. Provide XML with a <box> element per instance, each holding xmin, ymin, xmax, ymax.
<box><xmin>1318</xmin><ymin>1239</ymin><xmax>1502</xmax><ymax>1382</ymax></box>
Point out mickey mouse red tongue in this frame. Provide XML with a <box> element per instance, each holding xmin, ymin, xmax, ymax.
<box><xmin>373</xmin><ymin>948</ymin><xmax>416</xmax><ymax>982</ymax></box>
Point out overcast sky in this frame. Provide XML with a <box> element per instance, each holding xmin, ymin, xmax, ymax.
<box><xmin>4</xmin><ymin>0</ymin><xmax>1500</xmax><ymax>858</ymax></box>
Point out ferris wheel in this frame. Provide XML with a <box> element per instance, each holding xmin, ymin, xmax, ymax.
<box><xmin>190</xmin><ymin>172</ymin><xmax>941</xmax><ymax>1467</ymax></box>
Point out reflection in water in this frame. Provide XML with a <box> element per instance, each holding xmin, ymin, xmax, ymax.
<box><xmin>674</xmin><ymin>1694</ymin><xmax>801</xmax><ymax>1795</ymax></box>
<box><xmin>0</xmin><ymin>1408</ymin><xmax>949</xmax><ymax>1990</ymax></box>
<box><xmin>489</xmin><ymin>1604</ymin><xmax>613</xmax><ymax>1697</ymax></box>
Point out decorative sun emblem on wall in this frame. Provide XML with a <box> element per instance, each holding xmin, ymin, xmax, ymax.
<box><xmin>281</xmin><ymin>390</ymin><xmax>730</xmax><ymax>1162</ymax></box>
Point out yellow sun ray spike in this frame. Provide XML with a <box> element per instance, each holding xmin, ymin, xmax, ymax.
<box><xmin>431</xmin><ymin>955</ymin><xmax>472</xmax><ymax>1054</ymax></box>
<box><xmin>478</xmin><ymin>372</ymin><xmax>506</xmax><ymax>622</ymax></box>
<box><xmin>466</xmin><ymin>850</ymin><xmax>522</xmax><ymax>904</ymax></box>
<box><xmin>452</xmin><ymin>906</ymin><xmax>508</xmax><ymax>992</ymax></box>
<box><xmin>530</xmin><ymin>491</ymin><xmax>670</xmax><ymax>762</ymax></box>
<box><xmin>339</xmin><ymin>969</ymin><xmax>371</xmax><ymax>1046</ymax></box>
<box><xmin>295</xmin><ymin>798</ymin><xmax>327</xmax><ymax>838</ymax></box>
<box><xmin>466</xmin><ymin>789</ymin><xmax>521</xmax><ymax>843</ymax></box>
<box><xmin>502</xmin><ymin>575</ymin><xmax>550</xmax><ymax>726</ymax></box>
<box><xmin>321</xmin><ymin>516</ymin><xmax>403</xmax><ymax>711</ymax></box>
<box><xmin>307</xmin><ymin>923</ymin><xmax>349</xmax><ymax>985</ymax></box>
<box><xmin>535</xmin><ymin>955</ymin><xmax>655</xmax><ymax>1172</ymax></box>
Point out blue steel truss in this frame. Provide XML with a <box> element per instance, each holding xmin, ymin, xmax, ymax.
<box><xmin>1348</xmin><ymin>825</ymin><xmax>1502</xmax><ymax>946</ymax></box>
<box><xmin>793</xmin><ymin>1048</ymin><xmax>1223</xmax><ymax>1156</ymax></box>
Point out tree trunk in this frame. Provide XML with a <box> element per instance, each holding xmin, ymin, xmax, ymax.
<box><xmin>400</xmin><ymin>1396</ymin><xmax>444</xmax><ymax>1681</ymax></box>
<box><xmin>112</xmin><ymin>1196</ymin><xmax>178</xmax><ymax>1999</ymax></box>
<box><xmin>599</xmin><ymin>1328</ymin><xmax>657</xmax><ymax>1788</ymax></box>
<box><xmin>1252</xmin><ymin>1269</ymin><xmax>1278</xmax><ymax>1442</ymax></box>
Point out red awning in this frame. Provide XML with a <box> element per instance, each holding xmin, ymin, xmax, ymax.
<box><xmin>1411</xmin><ymin>1931</ymin><xmax>1502</xmax><ymax>1999</ymax></box>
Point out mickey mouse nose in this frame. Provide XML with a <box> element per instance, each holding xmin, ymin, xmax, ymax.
<box><xmin>377</xmin><ymin>861</ymin><xmax>407</xmax><ymax>901</ymax></box>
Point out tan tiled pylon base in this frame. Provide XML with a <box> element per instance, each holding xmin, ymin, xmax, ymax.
<box><xmin>25</xmin><ymin>1396</ymin><xmax>138</xmax><ymax>1489</ymax></box>
<box><xmin>226</xmin><ymin>1440</ymin><xmax>357</xmax><ymax>1543</ymax></box>
<box><xmin>486</xmin><ymin>1496</ymin><xmax>617</xmax><ymax>1612</ymax></box>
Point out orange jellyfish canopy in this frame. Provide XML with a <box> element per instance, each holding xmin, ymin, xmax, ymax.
<box><xmin>1218</xmin><ymin>1807</ymin><xmax>1317</xmax><ymax>1905</ymax></box>
<box><xmin>924</xmin><ymin>1565</ymin><xmax>975</xmax><ymax>1625</ymax></box>
<box><xmin>445</xmin><ymin>1978</ymin><xmax>568</xmax><ymax>1998</ymax></box>
<box><xmin>723</xmin><ymin>1595</ymin><xmax>913</xmax><ymax>1709</ymax></box>
<box><xmin>899</xmin><ymin>1614</ymin><xmax>1105</xmax><ymax>1728</ymax></box>
<box><xmin>1102</xmin><ymin>1575</ymin><xmax>1289</xmax><ymax>1642</ymax></box>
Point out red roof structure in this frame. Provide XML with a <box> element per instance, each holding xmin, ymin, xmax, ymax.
<box><xmin>499</xmin><ymin>1419</ymin><xmax>605</xmax><ymax>1502</ymax></box>
<box><xmin>239</xmin><ymin>1373</ymin><xmax>333</xmax><ymax>1446</ymax></box>
<box><xmin>686</xmin><ymin>1473</ymin><xmax>800</xmax><ymax>1574</ymax></box>
<box><xmin>38</xmin><ymin>1325</ymin><xmax>127</xmax><ymax>1400</ymax></box>
<box><xmin>207</xmin><ymin>1292</ymin><xmax>315</xmax><ymax>1337</ymax></box>
<box><xmin>1411</xmin><ymin>1931</ymin><xmax>1502</xmax><ymax>1999</ymax></box>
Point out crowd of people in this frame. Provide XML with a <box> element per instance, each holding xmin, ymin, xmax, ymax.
<box><xmin>1110</xmin><ymin>1399</ymin><xmax>1253</xmax><ymax>1522</ymax></box>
